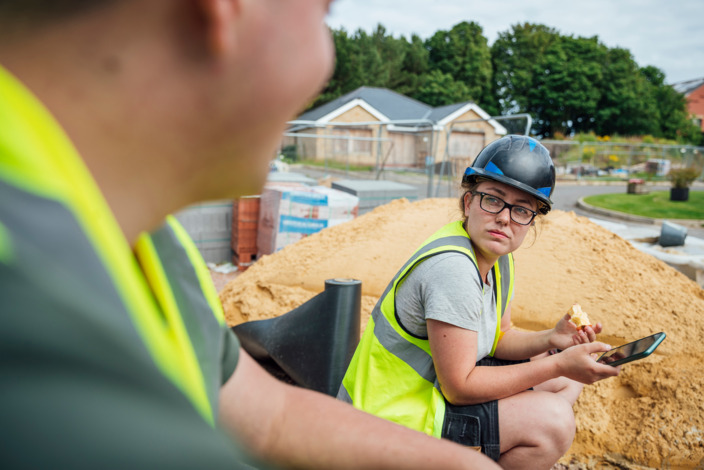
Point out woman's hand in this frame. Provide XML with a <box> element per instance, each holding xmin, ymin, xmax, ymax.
<box><xmin>555</xmin><ymin>342</ymin><xmax>620</xmax><ymax>384</ymax></box>
<box><xmin>550</xmin><ymin>314</ymin><xmax>603</xmax><ymax>350</ymax></box>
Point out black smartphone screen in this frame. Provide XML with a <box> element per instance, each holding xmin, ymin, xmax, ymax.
<box><xmin>597</xmin><ymin>332</ymin><xmax>666</xmax><ymax>367</ymax></box>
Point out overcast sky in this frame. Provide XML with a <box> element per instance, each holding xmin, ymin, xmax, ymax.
<box><xmin>326</xmin><ymin>0</ymin><xmax>703</xmax><ymax>84</ymax></box>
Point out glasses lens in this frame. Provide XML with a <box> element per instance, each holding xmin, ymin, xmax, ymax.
<box><xmin>480</xmin><ymin>194</ymin><xmax>504</xmax><ymax>212</ymax></box>
<box><xmin>477</xmin><ymin>192</ymin><xmax>534</xmax><ymax>225</ymax></box>
<box><xmin>510</xmin><ymin>207</ymin><xmax>533</xmax><ymax>225</ymax></box>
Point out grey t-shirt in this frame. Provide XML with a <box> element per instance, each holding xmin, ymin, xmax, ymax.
<box><xmin>396</xmin><ymin>252</ymin><xmax>499</xmax><ymax>361</ymax></box>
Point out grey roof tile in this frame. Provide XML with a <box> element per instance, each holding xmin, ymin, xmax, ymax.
<box><xmin>672</xmin><ymin>77</ymin><xmax>704</xmax><ymax>96</ymax></box>
<box><xmin>426</xmin><ymin>102</ymin><xmax>473</xmax><ymax>122</ymax></box>
<box><xmin>292</xmin><ymin>87</ymin><xmax>505</xmax><ymax>134</ymax></box>
<box><xmin>298</xmin><ymin>86</ymin><xmax>434</xmax><ymax>122</ymax></box>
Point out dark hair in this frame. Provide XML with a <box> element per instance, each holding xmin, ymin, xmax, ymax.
<box><xmin>458</xmin><ymin>177</ymin><xmax>483</xmax><ymax>225</ymax></box>
<box><xmin>0</xmin><ymin>0</ymin><xmax>118</xmax><ymax>31</ymax></box>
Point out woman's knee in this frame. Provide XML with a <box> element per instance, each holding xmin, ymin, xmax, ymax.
<box><xmin>500</xmin><ymin>391</ymin><xmax>576</xmax><ymax>453</ymax></box>
<box><xmin>537</xmin><ymin>395</ymin><xmax>576</xmax><ymax>451</ymax></box>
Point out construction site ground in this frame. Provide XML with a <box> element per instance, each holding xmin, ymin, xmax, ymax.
<box><xmin>211</xmin><ymin>173</ymin><xmax>704</xmax><ymax>469</ymax></box>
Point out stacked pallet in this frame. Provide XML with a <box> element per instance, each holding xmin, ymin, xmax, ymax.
<box><xmin>231</xmin><ymin>196</ymin><xmax>261</xmax><ymax>271</ymax></box>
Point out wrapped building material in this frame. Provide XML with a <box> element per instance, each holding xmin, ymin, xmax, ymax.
<box><xmin>174</xmin><ymin>199</ymin><xmax>233</xmax><ymax>263</ymax></box>
<box><xmin>257</xmin><ymin>183</ymin><xmax>359</xmax><ymax>256</ymax></box>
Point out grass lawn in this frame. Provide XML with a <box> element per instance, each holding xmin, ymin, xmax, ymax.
<box><xmin>583</xmin><ymin>190</ymin><xmax>704</xmax><ymax>220</ymax></box>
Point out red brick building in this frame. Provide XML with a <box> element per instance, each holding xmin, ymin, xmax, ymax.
<box><xmin>673</xmin><ymin>77</ymin><xmax>704</xmax><ymax>132</ymax></box>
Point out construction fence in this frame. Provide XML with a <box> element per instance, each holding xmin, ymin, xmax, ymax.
<box><xmin>175</xmin><ymin>119</ymin><xmax>703</xmax><ymax>265</ymax></box>
<box><xmin>283</xmin><ymin>116</ymin><xmax>530</xmax><ymax>173</ymax></box>
<box><xmin>541</xmin><ymin>140</ymin><xmax>704</xmax><ymax>181</ymax></box>
<box><xmin>281</xmin><ymin>116</ymin><xmax>703</xmax><ymax>197</ymax></box>
<box><xmin>281</xmin><ymin>115</ymin><xmax>532</xmax><ymax>198</ymax></box>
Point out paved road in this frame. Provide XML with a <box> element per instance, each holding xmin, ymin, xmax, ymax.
<box><xmin>288</xmin><ymin>165</ymin><xmax>704</xmax><ymax>239</ymax></box>
<box><xmin>552</xmin><ymin>182</ymin><xmax>638</xmax><ymax>214</ymax></box>
<box><xmin>553</xmin><ymin>181</ymin><xmax>704</xmax><ymax>239</ymax></box>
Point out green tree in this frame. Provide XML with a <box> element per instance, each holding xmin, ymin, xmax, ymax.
<box><xmin>491</xmin><ymin>24</ymin><xmax>698</xmax><ymax>140</ymax></box>
<box><xmin>354</xmin><ymin>27</ymin><xmax>389</xmax><ymax>87</ymax></box>
<box><xmin>316</xmin><ymin>22</ymin><xmax>699</xmax><ymax>144</ymax></box>
<box><xmin>413</xmin><ymin>69</ymin><xmax>471</xmax><ymax>107</ymax></box>
<box><xmin>492</xmin><ymin>23</ymin><xmax>560</xmax><ymax>116</ymax></box>
<box><xmin>425</xmin><ymin>21</ymin><xmax>495</xmax><ymax>113</ymax></box>
<box><xmin>494</xmin><ymin>26</ymin><xmax>604</xmax><ymax>137</ymax></box>
<box><xmin>594</xmin><ymin>48</ymin><xmax>659</xmax><ymax>137</ymax></box>
<box><xmin>313</xmin><ymin>28</ymin><xmax>360</xmax><ymax>106</ymax></box>
<box><xmin>367</xmin><ymin>24</ymin><xmax>413</xmax><ymax>89</ymax></box>
<box><xmin>394</xmin><ymin>34</ymin><xmax>430</xmax><ymax>97</ymax></box>
<box><xmin>527</xmin><ymin>36</ymin><xmax>604</xmax><ymax>137</ymax></box>
<box><xmin>314</xmin><ymin>25</ymin><xmax>407</xmax><ymax>107</ymax></box>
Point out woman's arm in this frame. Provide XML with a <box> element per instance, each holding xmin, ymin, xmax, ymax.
<box><xmin>428</xmin><ymin>319</ymin><xmax>618</xmax><ymax>405</ymax></box>
<box><xmin>218</xmin><ymin>351</ymin><xmax>500</xmax><ymax>470</ymax></box>
<box><xmin>494</xmin><ymin>305</ymin><xmax>603</xmax><ymax>360</ymax></box>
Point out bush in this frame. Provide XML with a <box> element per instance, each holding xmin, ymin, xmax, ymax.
<box><xmin>280</xmin><ymin>144</ymin><xmax>299</xmax><ymax>162</ymax></box>
<box><xmin>667</xmin><ymin>167</ymin><xmax>701</xmax><ymax>188</ymax></box>
<box><xmin>575</xmin><ymin>132</ymin><xmax>598</xmax><ymax>143</ymax></box>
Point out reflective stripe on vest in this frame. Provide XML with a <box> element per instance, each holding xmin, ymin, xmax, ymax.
<box><xmin>0</xmin><ymin>65</ymin><xmax>221</xmax><ymax>425</ymax></box>
<box><xmin>338</xmin><ymin>220</ymin><xmax>514</xmax><ymax>437</ymax></box>
<box><xmin>137</xmin><ymin>217</ymin><xmax>228</xmax><ymax>414</ymax></box>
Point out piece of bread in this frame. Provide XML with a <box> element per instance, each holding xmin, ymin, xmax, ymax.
<box><xmin>568</xmin><ymin>304</ymin><xmax>592</xmax><ymax>330</ymax></box>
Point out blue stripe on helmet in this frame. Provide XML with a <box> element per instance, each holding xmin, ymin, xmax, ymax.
<box><xmin>485</xmin><ymin>161</ymin><xmax>504</xmax><ymax>176</ymax></box>
<box><xmin>537</xmin><ymin>186</ymin><xmax>552</xmax><ymax>198</ymax></box>
<box><xmin>464</xmin><ymin>167</ymin><xmax>477</xmax><ymax>176</ymax></box>
<box><xmin>528</xmin><ymin>138</ymin><xmax>537</xmax><ymax>152</ymax></box>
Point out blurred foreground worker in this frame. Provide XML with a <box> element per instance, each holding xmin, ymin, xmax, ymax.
<box><xmin>339</xmin><ymin>136</ymin><xmax>620</xmax><ymax>469</ymax></box>
<box><xmin>0</xmin><ymin>1</ymin><xmax>499</xmax><ymax>469</ymax></box>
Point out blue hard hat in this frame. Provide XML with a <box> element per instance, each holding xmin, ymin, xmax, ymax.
<box><xmin>463</xmin><ymin>135</ymin><xmax>555</xmax><ymax>214</ymax></box>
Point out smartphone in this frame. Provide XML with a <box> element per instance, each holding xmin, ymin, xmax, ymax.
<box><xmin>597</xmin><ymin>332</ymin><xmax>666</xmax><ymax>367</ymax></box>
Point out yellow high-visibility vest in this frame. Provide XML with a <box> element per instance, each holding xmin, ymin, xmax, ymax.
<box><xmin>338</xmin><ymin>220</ymin><xmax>514</xmax><ymax>437</ymax></box>
<box><xmin>0</xmin><ymin>64</ymin><xmax>226</xmax><ymax>426</ymax></box>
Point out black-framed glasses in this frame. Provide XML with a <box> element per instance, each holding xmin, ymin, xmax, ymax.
<box><xmin>471</xmin><ymin>191</ymin><xmax>537</xmax><ymax>225</ymax></box>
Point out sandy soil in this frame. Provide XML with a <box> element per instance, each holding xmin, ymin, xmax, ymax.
<box><xmin>210</xmin><ymin>270</ymin><xmax>240</xmax><ymax>293</ymax></box>
<box><xmin>220</xmin><ymin>198</ymin><xmax>704</xmax><ymax>468</ymax></box>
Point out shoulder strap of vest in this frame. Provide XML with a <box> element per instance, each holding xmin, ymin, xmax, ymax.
<box><xmin>495</xmin><ymin>253</ymin><xmax>515</xmax><ymax>318</ymax></box>
<box><xmin>397</xmin><ymin>220</ymin><xmax>481</xmax><ymax>286</ymax></box>
<box><xmin>375</xmin><ymin>221</ymin><xmax>479</xmax><ymax>344</ymax></box>
<box><xmin>135</xmin><ymin>215</ymin><xmax>231</xmax><ymax>423</ymax></box>
<box><xmin>395</xmin><ymin>220</ymin><xmax>513</xmax><ymax>317</ymax></box>
<box><xmin>381</xmin><ymin>221</ymin><xmax>514</xmax><ymax>353</ymax></box>
<box><xmin>489</xmin><ymin>252</ymin><xmax>514</xmax><ymax>356</ymax></box>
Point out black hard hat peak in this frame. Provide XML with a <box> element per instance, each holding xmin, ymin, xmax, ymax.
<box><xmin>463</xmin><ymin>135</ymin><xmax>555</xmax><ymax>214</ymax></box>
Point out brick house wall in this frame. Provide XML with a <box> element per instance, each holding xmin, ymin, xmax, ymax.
<box><xmin>686</xmin><ymin>83</ymin><xmax>704</xmax><ymax>132</ymax></box>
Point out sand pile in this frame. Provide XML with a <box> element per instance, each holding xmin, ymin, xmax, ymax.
<box><xmin>220</xmin><ymin>198</ymin><xmax>704</xmax><ymax>468</ymax></box>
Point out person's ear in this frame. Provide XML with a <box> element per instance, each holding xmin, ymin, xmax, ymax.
<box><xmin>196</xmin><ymin>0</ymin><xmax>240</xmax><ymax>56</ymax></box>
<box><xmin>463</xmin><ymin>192</ymin><xmax>471</xmax><ymax>216</ymax></box>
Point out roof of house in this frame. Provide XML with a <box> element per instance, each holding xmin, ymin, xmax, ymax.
<box><xmin>295</xmin><ymin>86</ymin><xmax>495</xmax><ymax>126</ymax></box>
<box><xmin>672</xmin><ymin>77</ymin><xmax>704</xmax><ymax>96</ymax></box>
<box><xmin>297</xmin><ymin>86</ymin><xmax>432</xmax><ymax>122</ymax></box>
<box><xmin>426</xmin><ymin>102</ymin><xmax>469</xmax><ymax>122</ymax></box>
